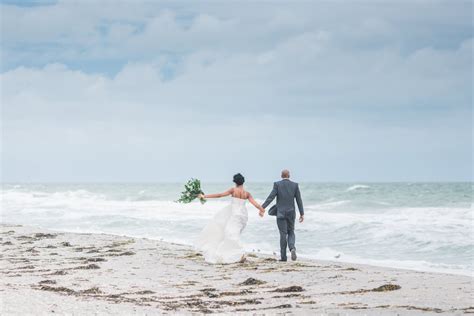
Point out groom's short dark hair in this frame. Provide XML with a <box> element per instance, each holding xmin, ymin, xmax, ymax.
<box><xmin>233</xmin><ymin>173</ymin><xmax>245</xmax><ymax>185</ymax></box>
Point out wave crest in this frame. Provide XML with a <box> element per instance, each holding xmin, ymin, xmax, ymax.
<box><xmin>346</xmin><ymin>184</ymin><xmax>370</xmax><ymax>191</ymax></box>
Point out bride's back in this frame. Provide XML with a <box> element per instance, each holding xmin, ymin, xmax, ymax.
<box><xmin>232</xmin><ymin>186</ymin><xmax>248</xmax><ymax>200</ymax></box>
<box><xmin>228</xmin><ymin>173</ymin><xmax>263</xmax><ymax>214</ymax></box>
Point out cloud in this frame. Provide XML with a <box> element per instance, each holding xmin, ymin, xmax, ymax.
<box><xmin>2</xmin><ymin>1</ymin><xmax>471</xmax><ymax>68</ymax></box>
<box><xmin>0</xmin><ymin>0</ymin><xmax>472</xmax><ymax>182</ymax></box>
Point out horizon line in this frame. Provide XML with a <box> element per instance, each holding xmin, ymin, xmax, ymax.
<box><xmin>1</xmin><ymin>180</ymin><xmax>472</xmax><ymax>184</ymax></box>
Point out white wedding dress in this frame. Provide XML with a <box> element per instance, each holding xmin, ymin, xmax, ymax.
<box><xmin>194</xmin><ymin>197</ymin><xmax>248</xmax><ymax>264</ymax></box>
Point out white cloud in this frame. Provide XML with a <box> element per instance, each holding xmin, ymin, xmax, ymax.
<box><xmin>0</xmin><ymin>1</ymin><xmax>472</xmax><ymax>182</ymax></box>
<box><xmin>2</xmin><ymin>1</ymin><xmax>470</xmax><ymax>65</ymax></box>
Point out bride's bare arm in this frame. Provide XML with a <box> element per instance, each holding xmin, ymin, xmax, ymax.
<box><xmin>201</xmin><ymin>188</ymin><xmax>234</xmax><ymax>199</ymax></box>
<box><xmin>248</xmin><ymin>193</ymin><xmax>265</xmax><ymax>216</ymax></box>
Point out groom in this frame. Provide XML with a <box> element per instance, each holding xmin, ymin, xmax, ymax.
<box><xmin>262</xmin><ymin>169</ymin><xmax>304</xmax><ymax>262</ymax></box>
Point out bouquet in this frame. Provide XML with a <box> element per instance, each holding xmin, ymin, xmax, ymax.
<box><xmin>176</xmin><ymin>178</ymin><xmax>206</xmax><ymax>204</ymax></box>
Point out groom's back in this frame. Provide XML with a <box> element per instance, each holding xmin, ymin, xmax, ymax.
<box><xmin>276</xmin><ymin>179</ymin><xmax>298</xmax><ymax>212</ymax></box>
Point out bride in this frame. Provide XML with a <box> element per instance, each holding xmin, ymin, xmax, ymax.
<box><xmin>194</xmin><ymin>173</ymin><xmax>265</xmax><ymax>264</ymax></box>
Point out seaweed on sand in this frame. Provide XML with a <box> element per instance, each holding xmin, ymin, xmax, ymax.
<box><xmin>39</xmin><ymin>285</ymin><xmax>76</xmax><ymax>295</ymax></box>
<box><xmin>239</xmin><ymin>278</ymin><xmax>266</xmax><ymax>286</ymax></box>
<box><xmin>39</xmin><ymin>280</ymin><xmax>57</xmax><ymax>285</ymax></box>
<box><xmin>86</xmin><ymin>257</ymin><xmax>106</xmax><ymax>262</ymax></box>
<box><xmin>333</xmin><ymin>283</ymin><xmax>401</xmax><ymax>295</ymax></box>
<box><xmin>272</xmin><ymin>286</ymin><xmax>304</xmax><ymax>293</ymax></box>
<box><xmin>200</xmin><ymin>288</ymin><xmax>219</xmax><ymax>298</ymax></box>
<box><xmin>50</xmin><ymin>270</ymin><xmax>68</xmax><ymax>275</ymax></box>
<box><xmin>107</xmin><ymin>251</ymin><xmax>135</xmax><ymax>256</ymax></box>
<box><xmin>81</xmin><ymin>287</ymin><xmax>103</xmax><ymax>294</ymax></box>
<box><xmin>34</xmin><ymin>233</ymin><xmax>57</xmax><ymax>239</ymax></box>
<box><xmin>75</xmin><ymin>264</ymin><xmax>100</xmax><ymax>270</ymax></box>
<box><xmin>372</xmin><ymin>284</ymin><xmax>401</xmax><ymax>292</ymax></box>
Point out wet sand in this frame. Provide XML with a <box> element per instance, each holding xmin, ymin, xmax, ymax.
<box><xmin>1</xmin><ymin>224</ymin><xmax>472</xmax><ymax>315</ymax></box>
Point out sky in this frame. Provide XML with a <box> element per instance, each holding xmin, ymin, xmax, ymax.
<box><xmin>0</xmin><ymin>0</ymin><xmax>472</xmax><ymax>183</ymax></box>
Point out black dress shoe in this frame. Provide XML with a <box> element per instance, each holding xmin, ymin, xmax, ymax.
<box><xmin>291</xmin><ymin>249</ymin><xmax>297</xmax><ymax>261</ymax></box>
<box><xmin>279</xmin><ymin>259</ymin><xmax>287</xmax><ymax>262</ymax></box>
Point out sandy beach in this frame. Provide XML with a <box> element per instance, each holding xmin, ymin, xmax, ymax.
<box><xmin>1</xmin><ymin>223</ymin><xmax>472</xmax><ymax>315</ymax></box>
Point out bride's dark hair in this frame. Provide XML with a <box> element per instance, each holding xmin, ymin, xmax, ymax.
<box><xmin>233</xmin><ymin>173</ymin><xmax>245</xmax><ymax>186</ymax></box>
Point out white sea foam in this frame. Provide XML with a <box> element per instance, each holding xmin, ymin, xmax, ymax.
<box><xmin>306</xmin><ymin>200</ymin><xmax>351</xmax><ymax>209</ymax></box>
<box><xmin>1</xmin><ymin>183</ymin><xmax>472</xmax><ymax>276</ymax></box>
<box><xmin>307</xmin><ymin>247</ymin><xmax>472</xmax><ymax>276</ymax></box>
<box><xmin>346</xmin><ymin>184</ymin><xmax>370</xmax><ymax>191</ymax></box>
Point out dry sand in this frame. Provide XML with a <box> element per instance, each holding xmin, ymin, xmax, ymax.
<box><xmin>1</xmin><ymin>224</ymin><xmax>472</xmax><ymax>315</ymax></box>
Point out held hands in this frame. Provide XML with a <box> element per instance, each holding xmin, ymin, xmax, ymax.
<box><xmin>258</xmin><ymin>207</ymin><xmax>265</xmax><ymax>217</ymax></box>
<box><xmin>299</xmin><ymin>215</ymin><xmax>304</xmax><ymax>223</ymax></box>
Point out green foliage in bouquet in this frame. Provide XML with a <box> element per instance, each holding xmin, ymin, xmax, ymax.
<box><xmin>177</xmin><ymin>178</ymin><xmax>206</xmax><ymax>204</ymax></box>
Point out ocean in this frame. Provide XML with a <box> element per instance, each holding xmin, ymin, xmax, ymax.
<box><xmin>1</xmin><ymin>182</ymin><xmax>472</xmax><ymax>276</ymax></box>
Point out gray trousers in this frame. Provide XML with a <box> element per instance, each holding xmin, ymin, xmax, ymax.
<box><xmin>276</xmin><ymin>211</ymin><xmax>296</xmax><ymax>260</ymax></box>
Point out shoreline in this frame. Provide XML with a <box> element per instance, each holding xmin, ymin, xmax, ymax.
<box><xmin>1</xmin><ymin>223</ymin><xmax>473</xmax><ymax>315</ymax></box>
<box><xmin>10</xmin><ymin>223</ymin><xmax>470</xmax><ymax>278</ymax></box>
